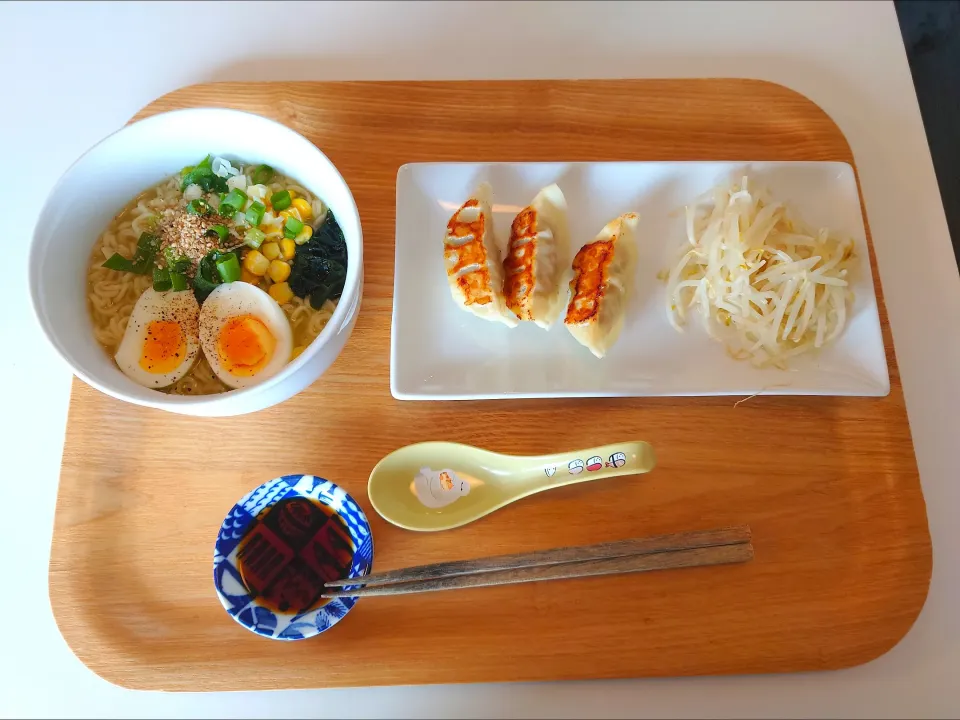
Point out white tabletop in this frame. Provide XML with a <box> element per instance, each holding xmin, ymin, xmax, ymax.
<box><xmin>3</xmin><ymin>1</ymin><xmax>958</xmax><ymax>717</ymax></box>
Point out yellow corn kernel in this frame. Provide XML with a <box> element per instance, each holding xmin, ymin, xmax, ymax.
<box><xmin>268</xmin><ymin>259</ymin><xmax>291</xmax><ymax>283</ymax></box>
<box><xmin>280</xmin><ymin>238</ymin><xmax>296</xmax><ymax>260</ymax></box>
<box><xmin>287</xmin><ymin>189</ymin><xmax>298</xmax><ymax>200</ymax></box>
<box><xmin>279</xmin><ymin>207</ymin><xmax>302</xmax><ymax>223</ymax></box>
<box><xmin>291</xmin><ymin>198</ymin><xmax>312</xmax><ymax>220</ymax></box>
<box><xmin>240</xmin><ymin>268</ymin><xmax>260</xmax><ymax>285</ymax></box>
<box><xmin>261</xmin><ymin>241</ymin><xmax>281</xmax><ymax>260</ymax></box>
<box><xmin>269</xmin><ymin>281</ymin><xmax>294</xmax><ymax>305</ymax></box>
<box><xmin>243</xmin><ymin>249</ymin><xmax>270</xmax><ymax>276</ymax></box>
<box><xmin>291</xmin><ymin>345</ymin><xmax>306</xmax><ymax>360</ymax></box>
<box><xmin>294</xmin><ymin>225</ymin><xmax>314</xmax><ymax>245</ymax></box>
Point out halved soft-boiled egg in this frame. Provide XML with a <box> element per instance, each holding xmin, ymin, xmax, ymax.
<box><xmin>199</xmin><ymin>282</ymin><xmax>293</xmax><ymax>389</ymax></box>
<box><xmin>115</xmin><ymin>288</ymin><xmax>201</xmax><ymax>389</ymax></box>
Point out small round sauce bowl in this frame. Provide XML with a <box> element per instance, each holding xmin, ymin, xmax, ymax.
<box><xmin>213</xmin><ymin>474</ymin><xmax>373</xmax><ymax>641</ymax></box>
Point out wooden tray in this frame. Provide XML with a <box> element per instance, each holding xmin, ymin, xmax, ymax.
<box><xmin>49</xmin><ymin>79</ymin><xmax>932</xmax><ymax>692</ymax></box>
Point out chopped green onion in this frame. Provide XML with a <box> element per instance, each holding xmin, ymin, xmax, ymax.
<box><xmin>163</xmin><ymin>247</ymin><xmax>191</xmax><ymax>275</ymax></box>
<box><xmin>102</xmin><ymin>254</ymin><xmax>135</xmax><ymax>272</ymax></box>
<box><xmin>187</xmin><ymin>198</ymin><xmax>213</xmax><ymax>216</ymax></box>
<box><xmin>180</xmin><ymin>155</ymin><xmax>227</xmax><ymax>193</ymax></box>
<box><xmin>192</xmin><ymin>276</ymin><xmax>218</xmax><ymax>304</ymax></box>
<box><xmin>193</xmin><ymin>249</ymin><xmax>227</xmax><ymax>303</ymax></box>
<box><xmin>170</xmin><ymin>272</ymin><xmax>188</xmax><ymax>291</ymax></box>
<box><xmin>218</xmin><ymin>202</ymin><xmax>237</xmax><ymax>217</ymax></box>
<box><xmin>271</xmin><ymin>190</ymin><xmax>292</xmax><ymax>211</ymax></box>
<box><xmin>216</xmin><ymin>253</ymin><xmax>241</xmax><ymax>283</ymax></box>
<box><xmin>102</xmin><ymin>232</ymin><xmax>160</xmax><ymax>274</ymax></box>
<box><xmin>244</xmin><ymin>227</ymin><xmax>266</xmax><ymax>249</ymax></box>
<box><xmin>206</xmin><ymin>224</ymin><xmax>229</xmax><ymax>242</ymax></box>
<box><xmin>252</xmin><ymin>164</ymin><xmax>274</xmax><ymax>185</ymax></box>
<box><xmin>223</xmin><ymin>188</ymin><xmax>248</xmax><ymax>212</ymax></box>
<box><xmin>152</xmin><ymin>267</ymin><xmax>172</xmax><ymax>292</ymax></box>
<box><xmin>245</xmin><ymin>200</ymin><xmax>266</xmax><ymax>227</ymax></box>
<box><xmin>283</xmin><ymin>216</ymin><xmax>304</xmax><ymax>239</ymax></box>
<box><xmin>133</xmin><ymin>233</ymin><xmax>161</xmax><ymax>271</ymax></box>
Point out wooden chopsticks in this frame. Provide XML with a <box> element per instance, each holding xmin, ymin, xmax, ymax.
<box><xmin>322</xmin><ymin>525</ymin><xmax>752</xmax><ymax>598</ymax></box>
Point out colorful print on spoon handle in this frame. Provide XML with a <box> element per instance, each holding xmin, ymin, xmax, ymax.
<box><xmin>529</xmin><ymin>441</ymin><xmax>656</xmax><ymax>488</ymax></box>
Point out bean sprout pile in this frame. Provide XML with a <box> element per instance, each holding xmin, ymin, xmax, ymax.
<box><xmin>664</xmin><ymin>176</ymin><xmax>856</xmax><ymax>369</ymax></box>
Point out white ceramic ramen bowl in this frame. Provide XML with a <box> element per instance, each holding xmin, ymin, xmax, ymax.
<box><xmin>29</xmin><ymin>107</ymin><xmax>363</xmax><ymax>417</ymax></box>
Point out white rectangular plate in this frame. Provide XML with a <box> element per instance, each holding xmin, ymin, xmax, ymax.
<box><xmin>391</xmin><ymin>161</ymin><xmax>889</xmax><ymax>400</ymax></box>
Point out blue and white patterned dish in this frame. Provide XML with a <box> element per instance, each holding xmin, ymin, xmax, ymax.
<box><xmin>213</xmin><ymin>474</ymin><xmax>374</xmax><ymax>641</ymax></box>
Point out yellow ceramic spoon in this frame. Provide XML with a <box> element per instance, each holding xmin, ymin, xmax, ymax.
<box><xmin>367</xmin><ymin>441</ymin><xmax>656</xmax><ymax>532</ymax></box>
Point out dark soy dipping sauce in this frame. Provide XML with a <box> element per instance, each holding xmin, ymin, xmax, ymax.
<box><xmin>237</xmin><ymin>496</ymin><xmax>355</xmax><ymax>614</ymax></box>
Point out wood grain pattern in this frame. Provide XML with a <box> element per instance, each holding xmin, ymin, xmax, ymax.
<box><xmin>48</xmin><ymin>79</ymin><xmax>931</xmax><ymax>691</ymax></box>
<box><xmin>323</xmin><ymin>541</ymin><xmax>754</xmax><ymax>598</ymax></box>
<box><xmin>327</xmin><ymin>525</ymin><xmax>753</xmax><ymax>588</ymax></box>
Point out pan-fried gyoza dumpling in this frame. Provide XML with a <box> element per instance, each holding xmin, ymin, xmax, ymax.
<box><xmin>443</xmin><ymin>182</ymin><xmax>517</xmax><ymax>327</ymax></box>
<box><xmin>502</xmin><ymin>183</ymin><xmax>570</xmax><ymax>329</ymax></box>
<box><xmin>563</xmin><ymin>213</ymin><xmax>640</xmax><ymax>358</ymax></box>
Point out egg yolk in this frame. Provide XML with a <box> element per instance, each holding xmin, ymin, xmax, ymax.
<box><xmin>139</xmin><ymin>320</ymin><xmax>187</xmax><ymax>374</ymax></box>
<box><xmin>216</xmin><ymin>315</ymin><xmax>277</xmax><ymax>377</ymax></box>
